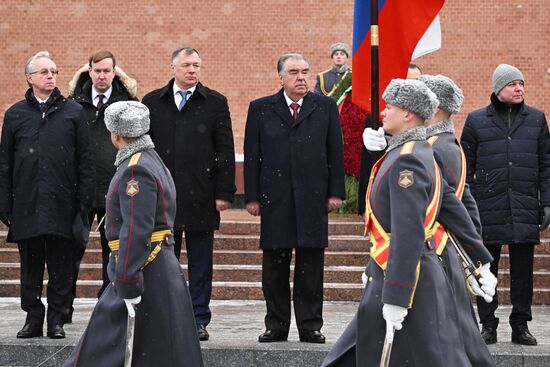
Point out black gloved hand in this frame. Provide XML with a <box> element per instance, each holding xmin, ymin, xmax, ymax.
<box><xmin>0</xmin><ymin>212</ymin><xmax>11</xmax><ymax>227</ymax></box>
<box><xmin>540</xmin><ymin>206</ymin><xmax>550</xmax><ymax>231</ymax></box>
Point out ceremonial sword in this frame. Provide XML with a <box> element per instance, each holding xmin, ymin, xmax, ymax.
<box><xmin>124</xmin><ymin>301</ymin><xmax>136</xmax><ymax>367</ymax></box>
<box><xmin>379</xmin><ymin>324</ymin><xmax>395</xmax><ymax>367</ymax></box>
<box><xmin>447</xmin><ymin>232</ymin><xmax>482</xmax><ymax>283</ymax></box>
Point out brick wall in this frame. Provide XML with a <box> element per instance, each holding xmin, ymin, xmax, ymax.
<box><xmin>1</xmin><ymin>0</ymin><xmax>548</xmax><ymax>150</ymax></box>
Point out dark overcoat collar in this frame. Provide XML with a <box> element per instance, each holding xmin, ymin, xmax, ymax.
<box><xmin>271</xmin><ymin>89</ymin><xmax>316</xmax><ymax>128</ymax></box>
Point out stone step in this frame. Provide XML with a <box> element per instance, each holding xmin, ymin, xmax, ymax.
<box><xmin>0</xmin><ymin>232</ymin><xmax>371</xmax><ymax>252</ymax></box>
<box><xmin>1</xmin><ymin>279</ymin><xmax>549</xmax><ymax>305</ymax></box>
<box><xmin>0</xmin><ymin>263</ymin><xmax>366</xmax><ymax>284</ymax></box>
<box><xmin>4</xmin><ymin>260</ymin><xmax>550</xmax><ymax>289</ymax></box>
<box><xmin>0</xmin><ymin>248</ymin><xmax>371</xmax><ymax>267</ymax></box>
<box><xmin>4</xmin><ymin>231</ymin><xmax>550</xmax><ymax>257</ymax></box>
<box><xmin>218</xmin><ymin>220</ymin><xmax>365</xmax><ymax>236</ymax></box>
<box><xmin>0</xmin><ymin>279</ymin><xmax>364</xmax><ymax>301</ymax></box>
<box><xmin>0</xmin><ymin>217</ymin><xmax>365</xmax><ymax>236</ymax></box>
<box><xmin>0</xmin><ymin>298</ymin><xmax>549</xmax><ymax>367</ymax></box>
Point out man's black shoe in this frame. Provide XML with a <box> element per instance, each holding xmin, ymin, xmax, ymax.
<box><xmin>298</xmin><ymin>330</ymin><xmax>326</xmax><ymax>344</ymax></box>
<box><xmin>258</xmin><ymin>329</ymin><xmax>288</xmax><ymax>343</ymax></box>
<box><xmin>47</xmin><ymin>325</ymin><xmax>66</xmax><ymax>339</ymax></box>
<box><xmin>16</xmin><ymin>324</ymin><xmax>43</xmax><ymax>338</ymax></box>
<box><xmin>512</xmin><ymin>326</ymin><xmax>537</xmax><ymax>346</ymax></box>
<box><xmin>197</xmin><ymin>325</ymin><xmax>209</xmax><ymax>341</ymax></box>
<box><xmin>480</xmin><ymin>326</ymin><xmax>497</xmax><ymax>345</ymax></box>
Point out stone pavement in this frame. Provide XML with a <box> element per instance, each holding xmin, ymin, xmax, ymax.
<box><xmin>0</xmin><ymin>298</ymin><xmax>549</xmax><ymax>366</ymax></box>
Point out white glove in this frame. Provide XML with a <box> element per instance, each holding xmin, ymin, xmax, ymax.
<box><xmin>361</xmin><ymin>272</ymin><xmax>368</xmax><ymax>286</ymax></box>
<box><xmin>382</xmin><ymin>303</ymin><xmax>408</xmax><ymax>332</ymax></box>
<box><xmin>468</xmin><ymin>263</ymin><xmax>497</xmax><ymax>303</ymax></box>
<box><xmin>362</xmin><ymin>127</ymin><xmax>387</xmax><ymax>151</ymax></box>
<box><xmin>124</xmin><ymin>296</ymin><xmax>142</xmax><ymax>317</ymax></box>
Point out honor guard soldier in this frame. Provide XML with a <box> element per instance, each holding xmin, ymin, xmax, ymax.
<box><xmin>421</xmin><ymin>74</ymin><xmax>496</xmax><ymax>366</ymax></box>
<box><xmin>314</xmin><ymin>42</ymin><xmax>350</xmax><ymax>96</ymax></box>
<box><xmin>322</xmin><ymin>79</ymin><xmax>495</xmax><ymax>366</ymax></box>
<box><xmin>63</xmin><ymin>101</ymin><xmax>204</xmax><ymax>367</ymax></box>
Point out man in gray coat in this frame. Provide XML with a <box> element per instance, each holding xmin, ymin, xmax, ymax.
<box><xmin>244</xmin><ymin>53</ymin><xmax>345</xmax><ymax>343</ymax></box>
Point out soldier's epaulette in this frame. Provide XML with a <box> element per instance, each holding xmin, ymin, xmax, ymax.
<box><xmin>128</xmin><ymin>152</ymin><xmax>142</xmax><ymax>167</ymax></box>
<box><xmin>317</xmin><ymin>68</ymin><xmax>332</xmax><ymax>76</ymax></box>
<box><xmin>400</xmin><ymin>141</ymin><xmax>415</xmax><ymax>155</ymax></box>
<box><xmin>427</xmin><ymin>136</ymin><xmax>439</xmax><ymax>145</ymax></box>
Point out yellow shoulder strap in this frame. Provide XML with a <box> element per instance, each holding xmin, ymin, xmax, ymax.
<box><xmin>427</xmin><ymin>136</ymin><xmax>438</xmax><ymax>145</ymax></box>
<box><xmin>400</xmin><ymin>141</ymin><xmax>415</xmax><ymax>155</ymax></box>
<box><xmin>128</xmin><ymin>152</ymin><xmax>142</xmax><ymax>167</ymax></box>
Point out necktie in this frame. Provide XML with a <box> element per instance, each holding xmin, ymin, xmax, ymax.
<box><xmin>39</xmin><ymin>102</ymin><xmax>45</xmax><ymax>112</ymax></box>
<box><xmin>178</xmin><ymin>90</ymin><xmax>191</xmax><ymax>111</ymax></box>
<box><xmin>97</xmin><ymin>95</ymin><xmax>105</xmax><ymax>110</ymax></box>
<box><xmin>290</xmin><ymin>102</ymin><xmax>300</xmax><ymax>121</ymax></box>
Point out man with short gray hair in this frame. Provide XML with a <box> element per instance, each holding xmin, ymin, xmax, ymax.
<box><xmin>461</xmin><ymin>64</ymin><xmax>550</xmax><ymax>346</ymax></box>
<box><xmin>244</xmin><ymin>53</ymin><xmax>345</xmax><ymax>343</ymax></box>
<box><xmin>0</xmin><ymin>51</ymin><xmax>94</xmax><ymax>339</ymax></box>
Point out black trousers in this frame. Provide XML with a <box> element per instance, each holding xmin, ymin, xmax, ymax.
<box><xmin>477</xmin><ymin>243</ymin><xmax>534</xmax><ymax>329</ymax></box>
<box><xmin>17</xmin><ymin>235</ymin><xmax>72</xmax><ymax>327</ymax></box>
<box><xmin>262</xmin><ymin>247</ymin><xmax>325</xmax><ymax>332</ymax></box>
<box><xmin>174</xmin><ymin>230</ymin><xmax>214</xmax><ymax>327</ymax></box>
<box><xmin>68</xmin><ymin>208</ymin><xmax>110</xmax><ymax>316</ymax></box>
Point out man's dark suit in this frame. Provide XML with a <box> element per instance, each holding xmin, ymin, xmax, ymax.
<box><xmin>244</xmin><ymin>89</ymin><xmax>345</xmax><ymax>333</ymax></box>
<box><xmin>143</xmin><ymin>80</ymin><xmax>235</xmax><ymax>328</ymax></box>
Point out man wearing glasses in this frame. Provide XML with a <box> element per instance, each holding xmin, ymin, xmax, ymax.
<box><xmin>0</xmin><ymin>51</ymin><xmax>95</xmax><ymax>339</ymax></box>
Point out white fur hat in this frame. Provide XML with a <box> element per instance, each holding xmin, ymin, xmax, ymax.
<box><xmin>419</xmin><ymin>74</ymin><xmax>464</xmax><ymax>114</ymax></box>
<box><xmin>382</xmin><ymin>79</ymin><xmax>439</xmax><ymax>120</ymax></box>
<box><xmin>104</xmin><ymin>101</ymin><xmax>150</xmax><ymax>138</ymax></box>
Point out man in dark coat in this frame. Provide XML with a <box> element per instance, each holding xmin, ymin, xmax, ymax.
<box><xmin>461</xmin><ymin>64</ymin><xmax>550</xmax><ymax>346</ymax></box>
<box><xmin>244</xmin><ymin>53</ymin><xmax>345</xmax><ymax>343</ymax></box>
<box><xmin>65</xmin><ymin>51</ymin><xmax>138</xmax><ymax>321</ymax></box>
<box><xmin>0</xmin><ymin>51</ymin><xmax>95</xmax><ymax>339</ymax></box>
<box><xmin>314</xmin><ymin>42</ymin><xmax>350</xmax><ymax>97</ymax></box>
<box><xmin>63</xmin><ymin>51</ymin><xmax>137</xmax><ymax>323</ymax></box>
<box><xmin>63</xmin><ymin>101</ymin><xmax>204</xmax><ymax>367</ymax></box>
<box><xmin>142</xmin><ymin>47</ymin><xmax>236</xmax><ymax>341</ymax></box>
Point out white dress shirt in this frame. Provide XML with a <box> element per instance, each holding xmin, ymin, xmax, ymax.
<box><xmin>173</xmin><ymin>83</ymin><xmax>197</xmax><ymax>108</ymax></box>
<box><xmin>283</xmin><ymin>91</ymin><xmax>303</xmax><ymax>116</ymax></box>
<box><xmin>92</xmin><ymin>86</ymin><xmax>113</xmax><ymax>108</ymax></box>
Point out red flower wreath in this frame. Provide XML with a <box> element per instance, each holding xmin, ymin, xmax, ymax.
<box><xmin>338</xmin><ymin>91</ymin><xmax>367</xmax><ymax>177</ymax></box>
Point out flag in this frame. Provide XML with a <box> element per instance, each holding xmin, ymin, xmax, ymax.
<box><xmin>352</xmin><ymin>0</ymin><xmax>445</xmax><ymax>112</ymax></box>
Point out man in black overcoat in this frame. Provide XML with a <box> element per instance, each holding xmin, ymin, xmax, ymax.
<box><xmin>0</xmin><ymin>51</ymin><xmax>95</xmax><ymax>339</ymax></box>
<box><xmin>142</xmin><ymin>47</ymin><xmax>236</xmax><ymax>341</ymax></box>
<box><xmin>66</xmin><ymin>50</ymin><xmax>138</xmax><ymax>321</ymax></box>
<box><xmin>244</xmin><ymin>53</ymin><xmax>345</xmax><ymax>343</ymax></box>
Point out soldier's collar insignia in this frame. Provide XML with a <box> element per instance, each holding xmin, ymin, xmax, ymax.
<box><xmin>126</xmin><ymin>179</ymin><xmax>139</xmax><ymax>197</ymax></box>
<box><xmin>398</xmin><ymin>170</ymin><xmax>414</xmax><ymax>188</ymax></box>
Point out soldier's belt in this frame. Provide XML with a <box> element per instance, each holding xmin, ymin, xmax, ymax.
<box><xmin>427</xmin><ymin>135</ymin><xmax>467</xmax><ymax>255</ymax></box>
<box><xmin>108</xmin><ymin>229</ymin><xmax>172</xmax><ymax>266</ymax></box>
